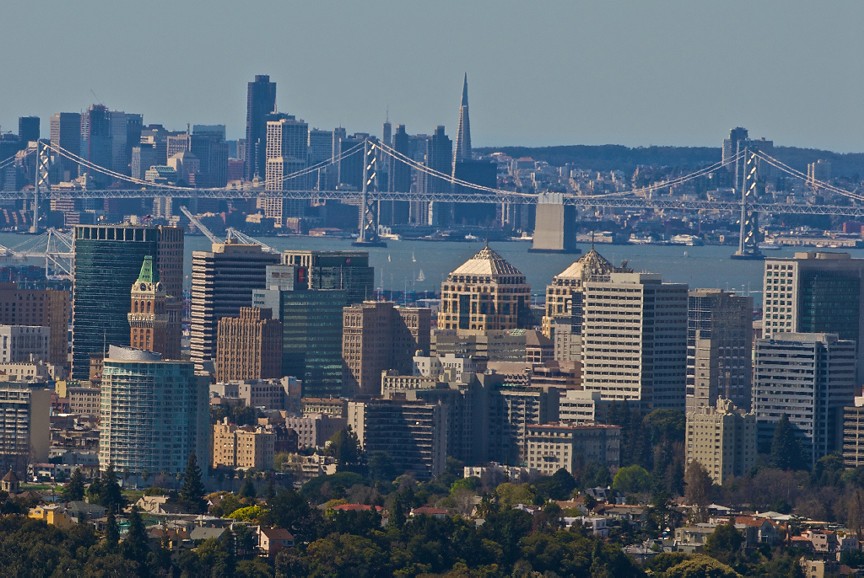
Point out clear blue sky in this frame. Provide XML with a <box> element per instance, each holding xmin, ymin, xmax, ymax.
<box><xmin>3</xmin><ymin>1</ymin><xmax>864</xmax><ymax>151</ymax></box>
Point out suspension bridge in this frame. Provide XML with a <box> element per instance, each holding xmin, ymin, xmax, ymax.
<box><xmin>0</xmin><ymin>134</ymin><xmax>863</xmax><ymax>271</ymax></box>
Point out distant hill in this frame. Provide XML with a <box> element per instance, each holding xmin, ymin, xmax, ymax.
<box><xmin>476</xmin><ymin>144</ymin><xmax>864</xmax><ymax>179</ymax></box>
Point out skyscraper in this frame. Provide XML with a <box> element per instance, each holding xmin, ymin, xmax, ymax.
<box><xmin>244</xmin><ymin>74</ymin><xmax>277</xmax><ymax>181</ymax></box>
<box><xmin>191</xmin><ymin>125</ymin><xmax>229</xmax><ymax>188</ymax></box>
<box><xmin>452</xmin><ymin>73</ymin><xmax>472</xmax><ymax>168</ymax></box>
<box><xmin>753</xmin><ymin>333</ymin><xmax>856</xmax><ymax>467</ymax></box>
<box><xmin>438</xmin><ymin>245</ymin><xmax>531</xmax><ymax>335</ymax></box>
<box><xmin>763</xmin><ymin>252</ymin><xmax>864</xmax><ymax>383</ymax></box>
<box><xmin>71</xmin><ymin>225</ymin><xmax>184</xmax><ymax>379</ymax></box>
<box><xmin>341</xmin><ymin>302</ymin><xmax>431</xmax><ymax>397</ymax></box>
<box><xmin>686</xmin><ymin>289</ymin><xmax>753</xmax><ymax>412</ymax></box>
<box><xmin>17</xmin><ymin>117</ymin><xmax>39</xmax><ymax>145</ymax></box>
<box><xmin>99</xmin><ymin>346</ymin><xmax>209</xmax><ymax>477</ymax></box>
<box><xmin>189</xmin><ymin>242</ymin><xmax>280</xmax><ymax>373</ymax></box>
<box><xmin>582</xmin><ymin>272</ymin><xmax>688</xmax><ymax>411</ymax></box>
<box><xmin>281</xmin><ymin>250</ymin><xmax>374</xmax><ymax>304</ymax></box>
<box><xmin>80</xmin><ymin>104</ymin><xmax>112</xmax><ymax>187</ymax></box>
<box><xmin>215</xmin><ymin>307</ymin><xmax>282</xmax><ymax>383</ymax></box>
<box><xmin>50</xmin><ymin>112</ymin><xmax>81</xmax><ymax>182</ymax></box>
<box><xmin>264</xmin><ymin>114</ymin><xmax>309</xmax><ymax>222</ymax></box>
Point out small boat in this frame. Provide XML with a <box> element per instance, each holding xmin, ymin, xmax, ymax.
<box><xmin>411</xmin><ymin>252</ymin><xmax>416</xmax><ymax>263</ymax></box>
<box><xmin>416</xmin><ymin>269</ymin><xmax>425</xmax><ymax>282</ymax></box>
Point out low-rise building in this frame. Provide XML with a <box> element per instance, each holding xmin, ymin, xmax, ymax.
<box><xmin>283</xmin><ymin>414</ymin><xmax>347</xmax><ymax>449</ymax></box>
<box><xmin>525</xmin><ymin>423</ymin><xmax>621</xmax><ymax>476</ymax></box>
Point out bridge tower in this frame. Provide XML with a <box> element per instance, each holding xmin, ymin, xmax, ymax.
<box><xmin>731</xmin><ymin>150</ymin><xmax>763</xmax><ymax>260</ymax></box>
<box><xmin>352</xmin><ymin>139</ymin><xmax>386</xmax><ymax>248</ymax></box>
<box><xmin>30</xmin><ymin>141</ymin><xmax>51</xmax><ymax>234</ymax></box>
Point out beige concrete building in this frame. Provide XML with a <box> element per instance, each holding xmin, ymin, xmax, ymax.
<box><xmin>438</xmin><ymin>245</ymin><xmax>531</xmax><ymax>335</ymax></box>
<box><xmin>215</xmin><ymin>307</ymin><xmax>282</xmax><ymax>383</ymax></box>
<box><xmin>0</xmin><ymin>384</ymin><xmax>50</xmax><ymax>477</ymax></box>
<box><xmin>212</xmin><ymin>419</ymin><xmax>275</xmax><ymax>470</ymax></box>
<box><xmin>541</xmin><ymin>248</ymin><xmax>619</xmax><ymax>345</ymax></box>
<box><xmin>67</xmin><ymin>386</ymin><xmax>100</xmax><ymax>416</ymax></box>
<box><xmin>685</xmin><ymin>398</ymin><xmax>757</xmax><ymax>485</ymax></box>
<box><xmin>558</xmin><ymin>389</ymin><xmax>602</xmax><ymax>424</ymax></box>
<box><xmin>525</xmin><ymin>423</ymin><xmax>621</xmax><ymax>476</ymax></box>
<box><xmin>843</xmin><ymin>395</ymin><xmax>864</xmax><ymax>468</ymax></box>
<box><xmin>581</xmin><ymin>272</ymin><xmax>688</xmax><ymax>411</ymax></box>
<box><xmin>342</xmin><ymin>301</ymin><xmax>431</xmax><ymax>397</ymax></box>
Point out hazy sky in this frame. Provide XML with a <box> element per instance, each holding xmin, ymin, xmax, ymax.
<box><xmin>3</xmin><ymin>1</ymin><xmax>864</xmax><ymax>151</ymax></box>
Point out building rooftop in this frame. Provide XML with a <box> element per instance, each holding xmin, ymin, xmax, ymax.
<box><xmin>553</xmin><ymin>248</ymin><xmax>615</xmax><ymax>283</ymax></box>
<box><xmin>450</xmin><ymin>245</ymin><xmax>524</xmax><ymax>278</ymax></box>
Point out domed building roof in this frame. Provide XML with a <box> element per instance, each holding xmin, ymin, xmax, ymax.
<box><xmin>449</xmin><ymin>245</ymin><xmax>525</xmax><ymax>280</ymax></box>
<box><xmin>553</xmin><ymin>248</ymin><xmax>615</xmax><ymax>284</ymax></box>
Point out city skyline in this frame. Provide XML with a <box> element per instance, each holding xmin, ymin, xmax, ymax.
<box><xmin>2</xmin><ymin>1</ymin><xmax>864</xmax><ymax>152</ymax></box>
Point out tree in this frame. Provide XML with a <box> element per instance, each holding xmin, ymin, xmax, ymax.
<box><xmin>684</xmin><ymin>461</ymin><xmax>713</xmax><ymax>514</ymax></box>
<box><xmin>305</xmin><ymin>533</ymin><xmax>388</xmax><ymax>577</ymax></box>
<box><xmin>612</xmin><ymin>465</ymin><xmax>652</xmax><ymax>494</ymax></box>
<box><xmin>327</xmin><ymin>428</ymin><xmax>364</xmax><ymax>473</ymax></box>
<box><xmin>770</xmin><ymin>415</ymin><xmax>808</xmax><ymax>471</ymax></box>
<box><xmin>104</xmin><ymin>508</ymin><xmax>119</xmax><ymax>551</ymax></box>
<box><xmin>122</xmin><ymin>507</ymin><xmax>151</xmax><ymax>574</ymax></box>
<box><xmin>239</xmin><ymin>477</ymin><xmax>257</xmax><ymax>500</ymax></box>
<box><xmin>665</xmin><ymin>554</ymin><xmax>740</xmax><ymax>578</ymax></box>
<box><xmin>179</xmin><ymin>452</ymin><xmax>207</xmax><ymax>514</ymax></box>
<box><xmin>98</xmin><ymin>464</ymin><xmax>126</xmax><ymax>511</ymax></box>
<box><xmin>534</xmin><ymin>469</ymin><xmax>578</xmax><ymax>500</ymax></box>
<box><xmin>63</xmin><ymin>468</ymin><xmax>85</xmax><ymax>502</ymax></box>
<box><xmin>704</xmin><ymin>523</ymin><xmax>743</xmax><ymax>566</ymax></box>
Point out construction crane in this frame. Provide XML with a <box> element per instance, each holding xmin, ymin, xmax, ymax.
<box><xmin>179</xmin><ymin>206</ymin><xmax>278</xmax><ymax>254</ymax></box>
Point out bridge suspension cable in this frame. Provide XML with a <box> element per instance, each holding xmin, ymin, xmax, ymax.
<box><xmin>753</xmin><ymin>150</ymin><xmax>864</xmax><ymax>202</ymax></box>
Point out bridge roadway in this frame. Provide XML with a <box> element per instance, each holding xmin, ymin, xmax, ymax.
<box><xmin>4</xmin><ymin>188</ymin><xmax>864</xmax><ymax>217</ymax></box>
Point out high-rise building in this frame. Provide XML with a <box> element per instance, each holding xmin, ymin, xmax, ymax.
<box><xmin>80</xmin><ymin>104</ymin><xmax>112</xmax><ymax>187</ymax></box>
<box><xmin>71</xmin><ymin>225</ymin><xmax>183</xmax><ymax>379</ymax></box>
<box><xmin>264</xmin><ymin>114</ymin><xmax>309</xmax><ymax>222</ymax></box>
<box><xmin>189</xmin><ymin>242</ymin><xmax>280</xmax><ymax>373</ymax></box>
<box><xmin>686</xmin><ymin>289</ymin><xmax>753</xmax><ymax>412</ymax></box>
<box><xmin>452</xmin><ymin>73</ymin><xmax>472</xmax><ymax>168</ymax></box>
<box><xmin>686</xmin><ymin>398</ymin><xmax>757</xmax><ymax>485</ymax></box>
<box><xmin>253</xmin><ymin>266</ymin><xmax>347</xmax><ymax>398</ymax></box>
<box><xmin>128</xmin><ymin>256</ymin><xmax>181</xmax><ymax>359</ymax></box>
<box><xmin>245</xmin><ymin>74</ymin><xmax>277</xmax><ymax>181</ymax></box>
<box><xmin>191</xmin><ymin>125</ymin><xmax>229</xmax><ymax>188</ymax></box>
<box><xmin>541</xmin><ymin>247</ymin><xmax>618</xmax><ymax>351</ymax></box>
<box><xmin>307</xmin><ymin>128</ymin><xmax>334</xmax><ymax>190</ymax></box>
<box><xmin>763</xmin><ymin>252</ymin><xmax>864</xmax><ymax>383</ymax></box>
<box><xmin>753</xmin><ymin>333</ymin><xmax>857</xmax><ymax>467</ymax></box>
<box><xmin>50</xmin><ymin>112</ymin><xmax>81</xmax><ymax>182</ymax></box>
<box><xmin>17</xmin><ymin>117</ymin><xmax>39</xmax><ymax>145</ymax></box>
<box><xmin>281</xmin><ymin>250</ymin><xmax>374</xmax><ymax>304</ymax></box>
<box><xmin>341</xmin><ymin>301</ymin><xmax>431</xmax><ymax>397</ymax></box>
<box><xmin>0</xmin><ymin>326</ymin><xmax>50</xmax><ymax>363</ymax></box>
<box><xmin>99</xmin><ymin>346</ymin><xmax>209</xmax><ymax>476</ymax></box>
<box><xmin>384</xmin><ymin>124</ymin><xmax>411</xmax><ymax>225</ymax></box>
<box><xmin>131</xmin><ymin>144</ymin><xmax>158</xmax><ymax>181</ymax></box>
<box><xmin>438</xmin><ymin>245</ymin><xmax>531</xmax><ymax>335</ymax></box>
<box><xmin>0</xmin><ymin>385</ymin><xmax>50</xmax><ymax>477</ymax></box>
<box><xmin>336</xmin><ymin>132</ymin><xmax>366</xmax><ymax>190</ymax></box>
<box><xmin>0</xmin><ymin>283</ymin><xmax>70</xmax><ymax>366</ymax></box>
<box><xmin>581</xmin><ymin>272</ymin><xmax>688</xmax><ymax>411</ymax></box>
<box><xmin>215</xmin><ymin>307</ymin><xmax>282</xmax><ymax>383</ymax></box>
<box><xmin>842</xmin><ymin>394</ymin><xmax>864</xmax><ymax>468</ymax></box>
<box><xmin>348</xmin><ymin>398</ymin><xmax>448</xmax><ymax>480</ymax></box>
<box><xmin>423</xmin><ymin>126</ymin><xmax>452</xmax><ymax>225</ymax></box>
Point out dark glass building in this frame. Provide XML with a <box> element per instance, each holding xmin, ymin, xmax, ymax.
<box><xmin>244</xmin><ymin>74</ymin><xmax>277</xmax><ymax>181</ymax></box>
<box><xmin>71</xmin><ymin>225</ymin><xmax>184</xmax><ymax>379</ymax></box>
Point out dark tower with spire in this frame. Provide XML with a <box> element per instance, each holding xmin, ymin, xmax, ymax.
<box><xmin>452</xmin><ymin>73</ymin><xmax>473</xmax><ymax>173</ymax></box>
<box><xmin>451</xmin><ymin>74</ymin><xmax>497</xmax><ymax>226</ymax></box>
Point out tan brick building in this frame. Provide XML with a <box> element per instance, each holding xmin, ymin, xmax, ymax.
<box><xmin>215</xmin><ymin>307</ymin><xmax>282</xmax><ymax>383</ymax></box>
<box><xmin>0</xmin><ymin>283</ymin><xmax>69</xmax><ymax>366</ymax></box>
<box><xmin>212</xmin><ymin>419</ymin><xmax>275</xmax><ymax>470</ymax></box>
<box><xmin>438</xmin><ymin>245</ymin><xmax>531</xmax><ymax>335</ymax></box>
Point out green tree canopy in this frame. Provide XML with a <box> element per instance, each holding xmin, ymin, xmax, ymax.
<box><xmin>179</xmin><ymin>452</ymin><xmax>207</xmax><ymax>514</ymax></box>
<box><xmin>612</xmin><ymin>465</ymin><xmax>652</xmax><ymax>494</ymax></box>
<box><xmin>770</xmin><ymin>415</ymin><xmax>808</xmax><ymax>471</ymax></box>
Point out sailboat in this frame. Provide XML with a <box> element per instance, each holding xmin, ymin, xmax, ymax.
<box><xmin>411</xmin><ymin>252</ymin><xmax>416</xmax><ymax>263</ymax></box>
<box><xmin>416</xmin><ymin>269</ymin><xmax>425</xmax><ymax>282</ymax></box>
